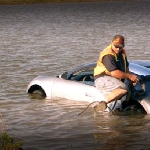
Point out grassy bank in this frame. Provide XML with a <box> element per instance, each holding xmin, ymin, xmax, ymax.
<box><xmin>0</xmin><ymin>0</ymin><xmax>134</xmax><ymax>5</ymax></box>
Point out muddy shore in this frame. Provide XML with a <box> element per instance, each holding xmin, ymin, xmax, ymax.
<box><xmin>0</xmin><ymin>0</ymin><xmax>135</xmax><ymax>5</ymax></box>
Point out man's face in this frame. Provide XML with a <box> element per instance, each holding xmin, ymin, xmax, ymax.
<box><xmin>111</xmin><ymin>43</ymin><xmax>123</xmax><ymax>54</ymax></box>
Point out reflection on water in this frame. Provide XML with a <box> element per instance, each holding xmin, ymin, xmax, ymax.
<box><xmin>0</xmin><ymin>1</ymin><xmax>150</xmax><ymax>149</ymax></box>
<box><xmin>94</xmin><ymin>113</ymin><xmax>148</xmax><ymax>150</ymax></box>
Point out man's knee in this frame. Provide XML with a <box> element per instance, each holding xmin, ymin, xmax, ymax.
<box><xmin>114</xmin><ymin>88</ymin><xmax>128</xmax><ymax>96</ymax></box>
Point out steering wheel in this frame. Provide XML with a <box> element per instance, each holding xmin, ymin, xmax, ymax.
<box><xmin>82</xmin><ymin>75</ymin><xmax>93</xmax><ymax>82</ymax></box>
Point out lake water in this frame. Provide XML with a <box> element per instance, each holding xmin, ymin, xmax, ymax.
<box><xmin>0</xmin><ymin>1</ymin><xmax>150</xmax><ymax>150</ymax></box>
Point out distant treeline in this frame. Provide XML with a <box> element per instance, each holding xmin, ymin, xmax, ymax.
<box><xmin>0</xmin><ymin>0</ymin><xmax>135</xmax><ymax>5</ymax></box>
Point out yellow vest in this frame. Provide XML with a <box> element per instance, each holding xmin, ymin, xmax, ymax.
<box><xmin>94</xmin><ymin>44</ymin><xmax>127</xmax><ymax>76</ymax></box>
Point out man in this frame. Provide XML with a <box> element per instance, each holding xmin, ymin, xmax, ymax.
<box><xmin>94</xmin><ymin>35</ymin><xmax>140</xmax><ymax>111</ymax></box>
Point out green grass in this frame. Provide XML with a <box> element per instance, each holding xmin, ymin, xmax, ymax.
<box><xmin>0</xmin><ymin>132</ymin><xmax>23</xmax><ymax>150</ymax></box>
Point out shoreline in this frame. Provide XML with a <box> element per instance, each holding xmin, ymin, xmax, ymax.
<box><xmin>0</xmin><ymin>0</ymin><xmax>139</xmax><ymax>5</ymax></box>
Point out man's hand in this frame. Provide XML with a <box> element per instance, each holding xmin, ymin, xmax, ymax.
<box><xmin>128</xmin><ymin>74</ymin><xmax>140</xmax><ymax>86</ymax></box>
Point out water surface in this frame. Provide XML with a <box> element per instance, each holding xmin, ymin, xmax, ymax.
<box><xmin>0</xmin><ymin>1</ymin><xmax>150</xmax><ymax>149</ymax></box>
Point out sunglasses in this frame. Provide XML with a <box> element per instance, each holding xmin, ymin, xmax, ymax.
<box><xmin>114</xmin><ymin>45</ymin><xmax>123</xmax><ymax>49</ymax></box>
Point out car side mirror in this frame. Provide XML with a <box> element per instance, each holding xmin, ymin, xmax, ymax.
<box><xmin>59</xmin><ymin>72</ymin><xmax>68</xmax><ymax>79</ymax></box>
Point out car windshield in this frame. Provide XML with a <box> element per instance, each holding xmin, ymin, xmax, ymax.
<box><xmin>69</xmin><ymin>66</ymin><xmax>94</xmax><ymax>81</ymax></box>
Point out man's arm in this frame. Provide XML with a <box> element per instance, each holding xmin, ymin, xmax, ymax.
<box><xmin>103</xmin><ymin>55</ymin><xmax>139</xmax><ymax>83</ymax></box>
<box><xmin>110</xmin><ymin>69</ymin><xmax>139</xmax><ymax>84</ymax></box>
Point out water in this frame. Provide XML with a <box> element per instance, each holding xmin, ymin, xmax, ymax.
<box><xmin>0</xmin><ymin>1</ymin><xmax>150</xmax><ymax>149</ymax></box>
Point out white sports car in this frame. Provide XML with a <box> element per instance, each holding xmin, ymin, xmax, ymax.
<box><xmin>27</xmin><ymin>60</ymin><xmax>150</xmax><ymax>114</ymax></box>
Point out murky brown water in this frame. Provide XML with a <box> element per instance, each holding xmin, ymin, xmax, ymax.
<box><xmin>0</xmin><ymin>1</ymin><xmax>150</xmax><ymax>149</ymax></box>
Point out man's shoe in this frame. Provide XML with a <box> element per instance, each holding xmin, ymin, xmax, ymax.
<box><xmin>94</xmin><ymin>101</ymin><xmax>107</xmax><ymax>112</ymax></box>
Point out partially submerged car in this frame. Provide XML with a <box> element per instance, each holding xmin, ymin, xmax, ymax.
<box><xmin>27</xmin><ymin>60</ymin><xmax>150</xmax><ymax>114</ymax></box>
